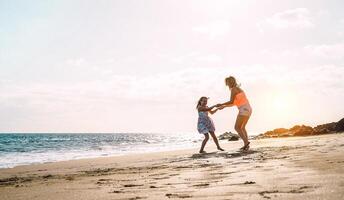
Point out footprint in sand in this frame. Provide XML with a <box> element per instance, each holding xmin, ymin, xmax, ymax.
<box><xmin>192</xmin><ymin>183</ymin><xmax>210</xmax><ymax>187</ymax></box>
<box><xmin>152</xmin><ymin>176</ymin><xmax>170</xmax><ymax>180</ymax></box>
<box><xmin>224</xmin><ymin>181</ymin><xmax>256</xmax><ymax>187</ymax></box>
<box><xmin>258</xmin><ymin>190</ymin><xmax>279</xmax><ymax>199</ymax></box>
<box><xmin>210</xmin><ymin>171</ymin><xmax>237</xmax><ymax>175</ymax></box>
<box><xmin>148</xmin><ymin>173</ymin><xmax>168</xmax><ymax>177</ymax></box>
<box><xmin>110</xmin><ymin>190</ymin><xmax>125</xmax><ymax>193</ymax></box>
<box><xmin>97</xmin><ymin>178</ymin><xmax>114</xmax><ymax>185</ymax></box>
<box><xmin>169</xmin><ymin>174</ymin><xmax>179</xmax><ymax>177</ymax></box>
<box><xmin>123</xmin><ymin>184</ymin><xmax>144</xmax><ymax>187</ymax></box>
<box><xmin>126</xmin><ymin>197</ymin><xmax>147</xmax><ymax>200</ymax></box>
<box><xmin>175</xmin><ymin>166</ymin><xmax>193</xmax><ymax>169</ymax></box>
<box><xmin>165</xmin><ymin>193</ymin><xmax>192</xmax><ymax>198</ymax></box>
<box><xmin>258</xmin><ymin>185</ymin><xmax>314</xmax><ymax>199</ymax></box>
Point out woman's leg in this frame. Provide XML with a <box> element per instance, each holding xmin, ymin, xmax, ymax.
<box><xmin>209</xmin><ymin>131</ymin><xmax>224</xmax><ymax>151</ymax></box>
<box><xmin>235</xmin><ymin>115</ymin><xmax>249</xmax><ymax>146</ymax></box>
<box><xmin>199</xmin><ymin>133</ymin><xmax>209</xmax><ymax>153</ymax></box>
<box><xmin>241</xmin><ymin>115</ymin><xmax>250</xmax><ymax>145</ymax></box>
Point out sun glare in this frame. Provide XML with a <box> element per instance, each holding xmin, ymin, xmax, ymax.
<box><xmin>271</xmin><ymin>93</ymin><xmax>296</xmax><ymax>116</ymax></box>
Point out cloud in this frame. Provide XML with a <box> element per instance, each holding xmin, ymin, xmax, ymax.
<box><xmin>66</xmin><ymin>58</ymin><xmax>86</xmax><ymax>67</ymax></box>
<box><xmin>264</xmin><ymin>8</ymin><xmax>314</xmax><ymax>29</ymax></box>
<box><xmin>260</xmin><ymin>43</ymin><xmax>344</xmax><ymax>61</ymax></box>
<box><xmin>1</xmin><ymin>63</ymin><xmax>343</xmax><ymax>132</ymax></box>
<box><xmin>0</xmin><ymin>68</ymin><xmax>210</xmax><ymax>107</ymax></box>
<box><xmin>192</xmin><ymin>20</ymin><xmax>231</xmax><ymax>39</ymax></box>
<box><xmin>3</xmin><ymin>62</ymin><xmax>342</xmax><ymax>109</ymax></box>
<box><xmin>304</xmin><ymin>43</ymin><xmax>344</xmax><ymax>59</ymax></box>
<box><xmin>340</xmin><ymin>18</ymin><xmax>344</xmax><ymax>24</ymax></box>
<box><xmin>195</xmin><ymin>54</ymin><xmax>223</xmax><ymax>63</ymax></box>
<box><xmin>157</xmin><ymin>52</ymin><xmax>223</xmax><ymax>65</ymax></box>
<box><xmin>168</xmin><ymin>52</ymin><xmax>200</xmax><ymax>64</ymax></box>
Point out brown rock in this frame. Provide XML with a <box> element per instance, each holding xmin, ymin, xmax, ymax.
<box><xmin>255</xmin><ymin>118</ymin><xmax>343</xmax><ymax>139</ymax></box>
<box><xmin>313</xmin><ymin>122</ymin><xmax>337</xmax><ymax>134</ymax></box>
<box><xmin>273</xmin><ymin>128</ymin><xmax>289</xmax><ymax>134</ymax></box>
<box><xmin>218</xmin><ymin>132</ymin><xmax>240</xmax><ymax>141</ymax></box>
<box><xmin>291</xmin><ymin>125</ymin><xmax>314</xmax><ymax>136</ymax></box>
<box><xmin>290</xmin><ymin>125</ymin><xmax>301</xmax><ymax>131</ymax></box>
<box><xmin>335</xmin><ymin>118</ymin><xmax>344</xmax><ymax>132</ymax></box>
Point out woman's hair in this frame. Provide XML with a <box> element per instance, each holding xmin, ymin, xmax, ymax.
<box><xmin>225</xmin><ymin>76</ymin><xmax>240</xmax><ymax>88</ymax></box>
<box><xmin>196</xmin><ymin>96</ymin><xmax>208</xmax><ymax>109</ymax></box>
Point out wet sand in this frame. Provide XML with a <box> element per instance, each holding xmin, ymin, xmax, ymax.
<box><xmin>1</xmin><ymin>133</ymin><xmax>344</xmax><ymax>200</ymax></box>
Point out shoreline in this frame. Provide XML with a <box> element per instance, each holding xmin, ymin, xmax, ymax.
<box><xmin>0</xmin><ymin>132</ymin><xmax>204</xmax><ymax>169</ymax></box>
<box><xmin>0</xmin><ymin>143</ymin><xmax>201</xmax><ymax>170</ymax></box>
<box><xmin>1</xmin><ymin>134</ymin><xmax>344</xmax><ymax>199</ymax></box>
<box><xmin>0</xmin><ymin>132</ymin><xmax>339</xmax><ymax>171</ymax></box>
<box><xmin>0</xmin><ymin>134</ymin><xmax>307</xmax><ymax>172</ymax></box>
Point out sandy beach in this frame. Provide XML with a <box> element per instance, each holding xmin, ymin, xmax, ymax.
<box><xmin>1</xmin><ymin>133</ymin><xmax>343</xmax><ymax>200</ymax></box>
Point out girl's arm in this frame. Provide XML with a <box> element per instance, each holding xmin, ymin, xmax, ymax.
<box><xmin>197</xmin><ymin>104</ymin><xmax>219</xmax><ymax>112</ymax></box>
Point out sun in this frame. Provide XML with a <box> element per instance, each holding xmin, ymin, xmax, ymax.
<box><xmin>271</xmin><ymin>93</ymin><xmax>295</xmax><ymax>115</ymax></box>
<box><xmin>272</xmin><ymin>96</ymin><xmax>288</xmax><ymax>111</ymax></box>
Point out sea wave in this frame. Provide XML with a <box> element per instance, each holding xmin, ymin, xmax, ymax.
<box><xmin>0</xmin><ymin>133</ymin><xmax>202</xmax><ymax>168</ymax></box>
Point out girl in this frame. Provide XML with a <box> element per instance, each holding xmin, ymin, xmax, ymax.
<box><xmin>217</xmin><ymin>76</ymin><xmax>252</xmax><ymax>151</ymax></box>
<box><xmin>197</xmin><ymin>96</ymin><xmax>224</xmax><ymax>153</ymax></box>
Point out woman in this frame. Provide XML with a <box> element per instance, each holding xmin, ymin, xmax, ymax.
<box><xmin>217</xmin><ymin>76</ymin><xmax>252</xmax><ymax>151</ymax></box>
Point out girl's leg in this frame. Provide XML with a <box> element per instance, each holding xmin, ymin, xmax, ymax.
<box><xmin>209</xmin><ymin>131</ymin><xmax>224</xmax><ymax>151</ymax></box>
<box><xmin>235</xmin><ymin>115</ymin><xmax>249</xmax><ymax>146</ymax></box>
<box><xmin>199</xmin><ymin>133</ymin><xmax>209</xmax><ymax>153</ymax></box>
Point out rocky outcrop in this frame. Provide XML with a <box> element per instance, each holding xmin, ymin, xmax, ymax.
<box><xmin>335</xmin><ymin>118</ymin><xmax>344</xmax><ymax>132</ymax></box>
<box><xmin>256</xmin><ymin>118</ymin><xmax>344</xmax><ymax>139</ymax></box>
<box><xmin>313</xmin><ymin>122</ymin><xmax>337</xmax><ymax>134</ymax></box>
<box><xmin>218</xmin><ymin>132</ymin><xmax>240</xmax><ymax>141</ymax></box>
<box><xmin>292</xmin><ymin>125</ymin><xmax>314</xmax><ymax>136</ymax></box>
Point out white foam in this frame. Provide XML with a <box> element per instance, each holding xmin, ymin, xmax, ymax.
<box><xmin>0</xmin><ymin>137</ymin><xmax>201</xmax><ymax>169</ymax></box>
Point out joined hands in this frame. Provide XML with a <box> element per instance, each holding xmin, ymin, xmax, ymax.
<box><xmin>213</xmin><ymin>104</ymin><xmax>225</xmax><ymax>110</ymax></box>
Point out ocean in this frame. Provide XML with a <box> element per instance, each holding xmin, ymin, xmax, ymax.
<box><xmin>0</xmin><ymin>133</ymin><xmax>202</xmax><ymax>169</ymax></box>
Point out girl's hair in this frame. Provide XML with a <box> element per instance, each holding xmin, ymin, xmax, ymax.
<box><xmin>225</xmin><ymin>76</ymin><xmax>241</xmax><ymax>88</ymax></box>
<box><xmin>196</xmin><ymin>96</ymin><xmax>208</xmax><ymax>109</ymax></box>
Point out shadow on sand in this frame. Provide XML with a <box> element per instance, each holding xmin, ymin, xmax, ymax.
<box><xmin>190</xmin><ymin>150</ymin><xmax>258</xmax><ymax>159</ymax></box>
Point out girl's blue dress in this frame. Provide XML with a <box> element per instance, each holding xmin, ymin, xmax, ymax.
<box><xmin>197</xmin><ymin>111</ymin><xmax>215</xmax><ymax>134</ymax></box>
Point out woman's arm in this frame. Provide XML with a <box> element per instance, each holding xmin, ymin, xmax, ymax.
<box><xmin>218</xmin><ymin>104</ymin><xmax>233</xmax><ymax>110</ymax></box>
<box><xmin>209</xmin><ymin>108</ymin><xmax>219</xmax><ymax>115</ymax></box>
<box><xmin>219</xmin><ymin>87</ymin><xmax>238</xmax><ymax>107</ymax></box>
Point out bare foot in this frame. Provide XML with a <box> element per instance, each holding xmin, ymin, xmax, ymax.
<box><xmin>244</xmin><ymin>144</ymin><xmax>250</xmax><ymax>151</ymax></box>
<box><xmin>217</xmin><ymin>147</ymin><xmax>225</xmax><ymax>151</ymax></box>
<box><xmin>199</xmin><ymin>150</ymin><xmax>206</xmax><ymax>153</ymax></box>
<box><xmin>240</xmin><ymin>142</ymin><xmax>250</xmax><ymax>151</ymax></box>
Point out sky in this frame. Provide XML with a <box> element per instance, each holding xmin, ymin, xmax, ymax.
<box><xmin>0</xmin><ymin>0</ymin><xmax>343</xmax><ymax>134</ymax></box>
